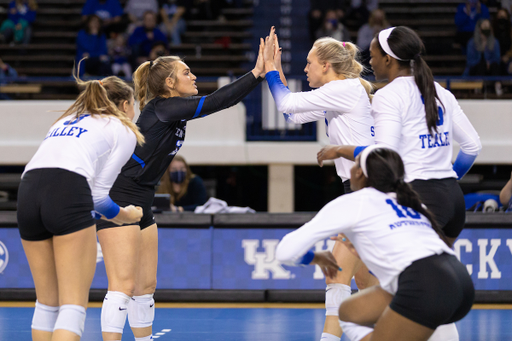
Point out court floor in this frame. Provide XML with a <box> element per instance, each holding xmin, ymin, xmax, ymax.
<box><xmin>0</xmin><ymin>303</ymin><xmax>510</xmax><ymax>340</ymax></box>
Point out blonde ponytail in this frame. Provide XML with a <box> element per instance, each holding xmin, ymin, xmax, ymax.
<box><xmin>56</xmin><ymin>59</ymin><xmax>144</xmax><ymax>145</ymax></box>
<box><xmin>313</xmin><ymin>37</ymin><xmax>373</xmax><ymax>100</ymax></box>
<box><xmin>133</xmin><ymin>56</ymin><xmax>182</xmax><ymax>112</ymax></box>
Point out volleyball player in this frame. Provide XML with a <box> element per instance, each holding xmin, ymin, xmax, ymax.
<box><xmin>17</xmin><ymin>75</ymin><xmax>144</xmax><ymax>341</ymax></box>
<box><xmin>96</xmin><ymin>42</ymin><xmax>266</xmax><ymax>341</ymax></box>
<box><xmin>263</xmin><ymin>27</ymin><xmax>376</xmax><ymax>341</ymax></box>
<box><xmin>277</xmin><ymin>146</ymin><xmax>475</xmax><ymax>341</ymax></box>
<box><xmin>317</xmin><ymin>26</ymin><xmax>481</xmax><ymax>341</ymax></box>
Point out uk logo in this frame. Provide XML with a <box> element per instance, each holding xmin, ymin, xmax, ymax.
<box><xmin>0</xmin><ymin>240</ymin><xmax>9</xmax><ymax>273</ymax></box>
<box><xmin>242</xmin><ymin>239</ymin><xmax>291</xmax><ymax>279</ymax></box>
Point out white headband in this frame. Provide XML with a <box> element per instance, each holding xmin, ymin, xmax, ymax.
<box><xmin>360</xmin><ymin>144</ymin><xmax>385</xmax><ymax>178</ymax></box>
<box><xmin>378</xmin><ymin>27</ymin><xmax>407</xmax><ymax>61</ymax></box>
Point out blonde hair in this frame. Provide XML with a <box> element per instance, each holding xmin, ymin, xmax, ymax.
<box><xmin>313</xmin><ymin>37</ymin><xmax>373</xmax><ymax>100</ymax></box>
<box><xmin>133</xmin><ymin>56</ymin><xmax>182</xmax><ymax>111</ymax></box>
<box><xmin>156</xmin><ymin>155</ymin><xmax>195</xmax><ymax>203</ymax></box>
<box><xmin>56</xmin><ymin>60</ymin><xmax>144</xmax><ymax>145</ymax></box>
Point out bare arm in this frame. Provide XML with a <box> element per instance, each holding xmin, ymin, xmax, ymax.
<box><xmin>317</xmin><ymin>145</ymin><xmax>357</xmax><ymax>167</ymax></box>
<box><xmin>500</xmin><ymin>173</ymin><xmax>512</xmax><ymax>206</ymax></box>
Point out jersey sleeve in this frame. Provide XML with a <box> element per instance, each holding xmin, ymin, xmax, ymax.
<box><xmin>266</xmin><ymin>70</ymin><xmax>358</xmax><ymax>114</ymax></box>
<box><xmin>450</xmin><ymin>94</ymin><xmax>482</xmax><ymax>179</ymax></box>
<box><xmin>284</xmin><ymin>111</ymin><xmax>325</xmax><ymax>124</ymax></box>
<box><xmin>275</xmin><ymin>193</ymin><xmax>364</xmax><ymax>266</ymax></box>
<box><xmin>371</xmin><ymin>91</ymin><xmax>402</xmax><ymax>151</ymax></box>
<box><xmin>91</xmin><ymin>124</ymin><xmax>137</xmax><ymax>219</ymax></box>
<box><xmin>153</xmin><ymin>72</ymin><xmax>262</xmax><ymax>123</ymax></box>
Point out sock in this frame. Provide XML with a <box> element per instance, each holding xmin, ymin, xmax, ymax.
<box><xmin>135</xmin><ymin>336</ymin><xmax>153</xmax><ymax>341</ymax></box>
<box><xmin>339</xmin><ymin>320</ymin><xmax>373</xmax><ymax>341</ymax></box>
<box><xmin>320</xmin><ymin>332</ymin><xmax>340</xmax><ymax>341</ymax></box>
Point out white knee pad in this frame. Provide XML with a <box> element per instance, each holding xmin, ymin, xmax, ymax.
<box><xmin>128</xmin><ymin>294</ymin><xmax>155</xmax><ymax>329</ymax></box>
<box><xmin>428</xmin><ymin>323</ymin><xmax>459</xmax><ymax>341</ymax></box>
<box><xmin>31</xmin><ymin>301</ymin><xmax>59</xmax><ymax>332</ymax></box>
<box><xmin>325</xmin><ymin>283</ymin><xmax>351</xmax><ymax>316</ymax></box>
<box><xmin>53</xmin><ymin>304</ymin><xmax>86</xmax><ymax>337</ymax></box>
<box><xmin>338</xmin><ymin>320</ymin><xmax>373</xmax><ymax>341</ymax></box>
<box><xmin>101</xmin><ymin>291</ymin><xmax>130</xmax><ymax>334</ymax></box>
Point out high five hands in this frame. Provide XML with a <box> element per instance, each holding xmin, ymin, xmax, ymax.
<box><xmin>252</xmin><ymin>26</ymin><xmax>283</xmax><ymax>78</ymax></box>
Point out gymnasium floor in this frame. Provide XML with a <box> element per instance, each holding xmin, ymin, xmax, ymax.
<box><xmin>0</xmin><ymin>302</ymin><xmax>510</xmax><ymax>340</ymax></box>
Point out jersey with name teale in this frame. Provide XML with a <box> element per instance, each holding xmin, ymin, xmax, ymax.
<box><xmin>276</xmin><ymin>187</ymin><xmax>454</xmax><ymax>294</ymax></box>
<box><xmin>278</xmin><ymin>78</ymin><xmax>375</xmax><ymax>181</ymax></box>
<box><xmin>24</xmin><ymin>114</ymin><xmax>137</xmax><ymax>211</ymax></box>
<box><xmin>372</xmin><ymin>76</ymin><xmax>481</xmax><ymax>182</ymax></box>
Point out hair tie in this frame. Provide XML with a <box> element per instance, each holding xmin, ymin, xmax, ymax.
<box><xmin>149</xmin><ymin>60</ymin><xmax>153</xmax><ymax>68</ymax></box>
<box><xmin>360</xmin><ymin>144</ymin><xmax>385</xmax><ymax>177</ymax></box>
<box><xmin>342</xmin><ymin>42</ymin><xmax>346</xmax><ymax>47</ymax></box>
<box><xmin>98</xmin><ymin>80</ymin><xmax>103</xmax><ymax>86</ymax></box>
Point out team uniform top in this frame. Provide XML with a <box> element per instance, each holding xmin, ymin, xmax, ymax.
<box><xmin>23</xmin><ymin>114</ymin><xmax>137</xmax><ymax>218</ymax></box>
<box><xmin>372</xmin><ymin>76</ymin><xmax>481</xmax><ymax>182</ymax></box>
<box><xmin>120</xmin><ymin>72</ymin><xmax>262</xmax><ymax>187</ymax></box>
<box><xmin>266</xmin><ymin>71</ymin><xmax>374</xmax><ymax>181</ymax></box>
<box><xmin>276</xmin><ymin>187</ymin><xmax>454</xmax><ymax>294</ymax></box>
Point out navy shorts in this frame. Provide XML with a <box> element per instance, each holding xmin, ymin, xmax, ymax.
<box><xmin>390</xmin><ymin>253</ymin><xmax>475</xmax><ymax>329</ymax></box>
<box><xmin>410</xmin><ymin>178</ymin><xmax>466</xmax><ymax>238</ymax></box>
<box><xmin>96</xmin><ymin>174</ymin><xmax>156</xmax><ymax>231</ymax></box>
<box><xmin>17</xmin><ymin>168</ymin><xmax>95</xmax><ymax>241</ymax></box>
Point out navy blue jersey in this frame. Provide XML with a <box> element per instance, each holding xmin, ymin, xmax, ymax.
<box><xmin>120</xmin><ymin>71</ymin><xmax>263</xmax><ymax>187</ymax></box>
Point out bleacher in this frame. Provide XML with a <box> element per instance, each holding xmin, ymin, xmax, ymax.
<box><xmin>0</xmin><ymin>0</ymin><xmax>255</xmax><ymax>99</ymax></box>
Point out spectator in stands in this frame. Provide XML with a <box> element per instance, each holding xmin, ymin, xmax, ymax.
<box><xmin>81</xmin><ymin>0</ymin><xmax>123</xmax><ymax>35</ymax></box>
<box><xmin>108</xmin><ymin>34</ymin><xmax>131</xmax><ymax>78</ymax></box>
<box><xmin>156</xmin><ymin>155</ymin><xmax>208</xmax><ymax>212</ymax></box>
<box><xmin>308</xmin><ymin>1</ymin><xmax>346</xmax><ymax>43</ymax></box>
<box><xmin>128</xmin><ymin>11</ymin><xmax>168</xmax><ymax>64</ymax></box>
<box><xmin>134</xmin><ymin>41</ymin><xmax>170</xmax><ymax>64</ymax></box>
<box><xmin>159</xmin><ymin>0</ymin><xmax>192</xmax><ymax>45</ymax></box>
<box><xmin>0</xmin><ymin>58</ymin><xmax>17</xmax><ymax>100</ymax></box>
<box><xmin>357</xmin><ymin>8</ymin><xmax>389</xmax><ymax>66</ymax></box>
<box><xmin>500</xmin><ymin>172</ymin><xmax>512</xmax><ymax>212</ymax></box>
<box><xmin>455</xmin><ymin>0</ymin><xmax>490</xmax><ymax>53</ymax></box>
<box><xmin>493</xmin><ymin>8</ymin><xmax>512</xmax><ymax>74</ymax></box>
<box><xmin>124</xmin><ymin>0</ymin><xmax>159</xmax><ymax>33</ymax></box>
<box><xmin>464</xmin><ymin>19</ymin><xmax>502</xmax><ymax>94</ymax></box>
<box><xmin>316</xmin><ymin>9</ymin><xmax>351</xmax><ymax>42</ymax></box>
<box><xmin>76</xmin><ymin>15</ymin><xmax>111</xmax><ymax>76</ymax></box>
<box><xmin>192</xmin><ymin>0</ymin><xmax>229</xmax><ymax>21</ymax></box>
<box><xmin>0</xmin><ymin>0</ymin><xmax>37</xmax><ymax>45</ymax></box>
<box><xmin>345</xmin><ymin>0</ymin><xmax>379</xmax><ymax>30</ymax></box>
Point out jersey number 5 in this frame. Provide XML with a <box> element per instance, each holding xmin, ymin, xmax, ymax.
<box><xmin>385</xmin><ymin>199</ymin><xmax>421</xmax><ymax>219</ymax></box>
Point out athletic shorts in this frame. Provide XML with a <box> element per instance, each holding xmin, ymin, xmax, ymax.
<box><xmin>17</xmin><ymin>168</ymin><xmax>95</xmax><ymax>241</ymax></box>
<box><xmin>410</xmin><ymin>178</ymin><xmax>465</xmax><ymax>238</ymax></box>
<box><xmin>96</xmin><ymin>174</ymin><xmax>156</xmax><ymax>231</ymax></box>
<box><xmin>389</xmin><ymin>253</ymin><xmax>475</xmax><ymax>330</ymax></box>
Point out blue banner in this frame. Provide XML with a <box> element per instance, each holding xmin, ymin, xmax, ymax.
<box><xmin>0</xmin><ymin>227</ymin><xmax>511</xmax><ymax>291</ymax></box>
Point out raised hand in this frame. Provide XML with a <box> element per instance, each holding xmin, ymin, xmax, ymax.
<box><xmin>252</xmin><ymin>37</ymin><xmax>266</xmax><ymax>78</ymax></box>
<box><xmin>263</xmin><ymin>26</ymin><xmax>277</xmax><ymax>71</ymax></box>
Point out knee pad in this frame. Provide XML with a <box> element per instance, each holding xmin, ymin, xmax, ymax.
<box><xmin>325</xmin><ymin>283</ymin><xmax>351</xmax><ymax>316</ymax></box>
<box><xmin>128</xmin><ymin>294</ymin><xmax>155</xmax><ymax>329</ymax></box>
<box><xmin>101</xmin><ymin>291</ymin><xmax>130</xmax><ymax>334</ymax></box>
<box><xmin>338</xmin><ymin>321</ymin><xmax>373</xmax><ymax>341</ymax></box>
<box><xmin>31</xmin><ymin>301</ymin><xmax>59</xmax><ymax>332</ymax></box>
<box><xmin>428</xmin><ymin>323</ymin><xmax>459</xmax><ymax>341</ymax></box>
<box><xmin>53</xmin><ymin>304</ymin><xmax>86</xmax><ymax>337</ymax></box>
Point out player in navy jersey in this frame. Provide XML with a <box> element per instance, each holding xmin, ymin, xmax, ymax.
<box><xmin>96</xmin><ymin>41</ymin><xmax>266</xmax><ymax>341</ymax></box>
<box><xmin>17</xmin><ymin>75</ymin><xmax>144</xmax><ymax>341</ymax></box>
<box><xmin>263</xmin><ymin>27</ymin><xmax>376</xmax><ymax>341</ymax></box>
<box><xmin>277</xmin><ymin>145</ymin><xmax>474</xmax><ymax>341</ymax></box>
<box><xmin>317</xmin><ymin>26</ymin><xmax>481</xmax><ymax>341</ymax></box>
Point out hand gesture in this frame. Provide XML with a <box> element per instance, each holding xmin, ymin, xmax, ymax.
<box><xmin>310</xmin><ymin>251</ymin><xmax>341</xmax><ymax>279</ymax></box>
<box><xmin>263</xmin><ymin>26</ymin><xmax>277</xmax><ymax>69</ymax></box>
<box><xmin>274</xmin><ymin>33</ymin><xmax>282</xmax><ymax>70</ymax></box>
<box><xmin>252</xmin><ymin>37</ymin><xmax>266</xmax><ymax>78</ymax></box>
<box><xmin>317</xmin><ymin>145</ymin><xmax>341</xmax><ymax>167</ymax></box>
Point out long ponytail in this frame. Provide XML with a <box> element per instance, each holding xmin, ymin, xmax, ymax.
<box><xmin>365</xmin><ymin>148</ymin><xmax>451</xmax><ymax>247</ymax></box>
<box><xmin>379</xmin><ymin>26</ymin><xmax>444</xmax><ymax>136</ymax></box>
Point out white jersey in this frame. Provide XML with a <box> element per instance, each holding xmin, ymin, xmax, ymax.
<box><xmin>372</xmin><ymin>77</ymin><xmax>481</xmax><ymax>182</ymax></box>
<box><xmin>276</xmin><ymin>187</ymin><xmax>454</xmax><ymax>295</ymax></box>
<box><xmin>280</xmin><ymin>78</ymin><xmax>374</xmax><ymax>181</ymax></box>
<box><xmin>24</xmin><ymin>114</ymin><xmax>137</xmax><ymax>215</ymax></box>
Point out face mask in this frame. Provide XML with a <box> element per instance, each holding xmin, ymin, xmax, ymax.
<box><xmin>481</xmin><ymin>29</ymin><xmax>491</xmax><ymax>37</ymax></box>
<box><xmin>497</xmin><ymin>18</ymin><xmax>509</xmax><ymax>28</ymax></box>
<box><xmin>328</xmin><ymin>19</ymin><xmax>338</xmax><ymax>28</ymax></box>
<box><xmin>170</xmin><ymin>170</ymin><xmax>186</xmax><ymax>184</ymax></box>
